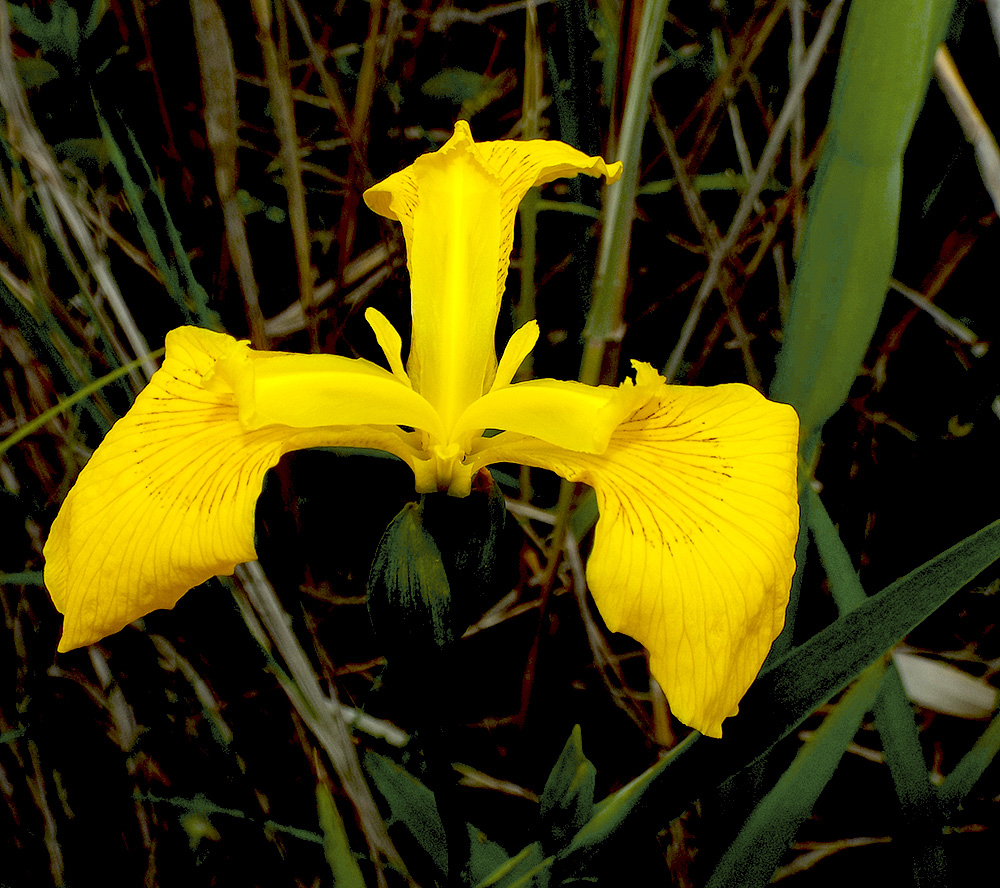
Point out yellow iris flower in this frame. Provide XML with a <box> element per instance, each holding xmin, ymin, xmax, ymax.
<box><xmin>43</xmin><ymin>121</ymin><xmax>798</xmax><ymax>738</ymax></box>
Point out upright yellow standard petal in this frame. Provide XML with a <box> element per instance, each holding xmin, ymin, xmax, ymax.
<box><xmin>365</xmin><ymin>124</ymin><xmax>502</xmax><ymax>431</ymax></box>
<box><xmin>363</xmin><ymin>121</ymin><xmax>623</xmax><ymax>433</ymax></box>
<box><xmin>43</xmin><ymin>327</ymin><xmax>423</xmax><ymax>652</ymax></box>
<box><xmin>471</xmin><ymin>364</ymin><xmax>799</xmax><ymax>737</ymax></box>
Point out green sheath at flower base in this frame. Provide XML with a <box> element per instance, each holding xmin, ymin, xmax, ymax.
<box><xmin>43</xmin><ymin>121</ymin><xmax>799</xmax><ymax>738</ymax></box>
<box><xmin>367</xmin><ymin>473</ymin><xmax>507</xmax><ymax>660</ymax></box>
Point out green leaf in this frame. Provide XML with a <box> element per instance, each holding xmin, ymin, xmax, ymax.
<box><xmin>811</xmin><ymin>486</ymin><xmax>951</xmax><ymax>881</ymax></box>
<box><xmin>94</xmin><ymin>99</ymin><xmax>219</xmax><ymax>329</ymax></box>
<box><xmin>580</xmin><ymin>0</ymin><xmax>668</xmax><ymax>381</ymax></box>
<box><xmin>316</xmin><ymin>780</ymin><xmax>366</xmax><ymax>888</ymax></box>
<box><xmin>466</xmin><ymin>824</ymin><xmax>512</xmax><ymax>886</ymax></box>
<box><xmin>473</xmin><ymin>842</ymin><xmax>551</xmax><ymax>888</ymax></box>
<box><xmin>873</xmin><ymin>666</ymin><xmax>949</xmax><ymax>885</ymax></box>
<box><xmin>706</xmin><ymin>659</ymin><xmax>888</xmax><ymax>888</ymax></box>
<box><xmin>538</xmin><ymin>725</ymin><xmax>596</xmax><ymax>850</ymax></box>
<box><xmin>9</xmin><ymin>1</ymin><xmax>80</xmax><ymax>59</ymax></box>
<box><xmin>363</xmin><ymin>750</ymin><xmax>447</xmax><ymax>876</ymax></box>
<box><xmin>7</xmin><ymin>4</ymin><xmax>48</xmax><ymax>45</ymax></box>
<box><xmin>562</xmin><ymin>735</ymin><xmax>694</xmax><ymax>861</ymax></box>
<box><xmin>753</xmin><ymin>517</ymin><xmax>1000</xmax><ymax>768</ymax></box>
<box><xmin>939</xmin><ymin>702</ymin><xmax>1000</xmax><ymax>812</ymax></box>
<box><xmin>808</xmin><ymin>485</ymin><xmax>867</xmax><ymax>613</ymax></box>
<box><xmin>771</xmin><ymin>0</ymin><xmax>955</xmax><ymax>440</ymax></box>
<box><xmin>15</xmin><ymin>57</ymin><xmax>60</xmax><ymax>89</ymax></box>
<box><xmin>83</xmin><ymin>0</ymin><xmax>107</xmax><ymax>40</ymax></box>
<box><xmin>422</xmin><ymin>68</ymin><xmax>489</xmax><ymax>103</ymax></box>
<box><xmin>587</xmin><ymin>516</ymin><xmax>1000</xmax><ymax>828</ymax></box>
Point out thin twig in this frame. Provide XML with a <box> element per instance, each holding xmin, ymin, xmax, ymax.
<box><xmin>252</xmin><ymin>0</ymin><xmax>318</xmax><ymax>350</ymax></box>
<box><xmin>190</xmin><ymin>0</ymin><xmax>268</xmax><ymax>348</ymax></box>
<box><xmin>888</xmin><ymin>277</ymin><xmax>982</xmax><ymax>346</ymax></box>
<box><xmin>653</xmin><ymin>105</ymin><xmax>762</xmax><ymax>388</ymax></box>
<box><xmin>285</xmin><ymin>0</ymin><xmax>368</xmax><ymax>172</ymax></box>
<box><xmin>934</xmin><ymin>44</ymin><xmax>1000</xmax><ymax>217</ymax></box>
<box><xmin>664</xmin><ymin>0</ymin><xmax>846</xmax><ymax>381</ymax></box>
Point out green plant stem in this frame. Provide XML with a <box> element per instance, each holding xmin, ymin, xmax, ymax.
<box><xmin>580</xmin><ymin>0</ymin><xmax>669</xmax><ymax>387</ymax></box>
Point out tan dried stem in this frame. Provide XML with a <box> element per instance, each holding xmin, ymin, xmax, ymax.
<box><xmin>0</xmin><ymin>4</ymin><xmax>155</xmax><ymax>386</ymax></box>
<box><xmin>251</xmin><ymin>0</ymin><xmax>318</xmax><ymax>350</ymax></box>
<box><xmin>190</xmin><ymin>0</ymin><xmax>268</xmax><ymax>349</ymax></box>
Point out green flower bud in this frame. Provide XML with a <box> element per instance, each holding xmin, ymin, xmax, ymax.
<box><xmin>366</xmin><ymin>470</ymin><xmax>506</xmax><ymax>662</ymax></box>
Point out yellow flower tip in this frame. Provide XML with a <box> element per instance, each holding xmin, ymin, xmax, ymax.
<box><xmin>628</xmin><ymin>359</ymin><xmax>665</xmax><ymax>390</ymax></box>
<box><xmin>441</xmin><ymin>119</ymin><xmax>477</xmax><ymax>154</ymax></box>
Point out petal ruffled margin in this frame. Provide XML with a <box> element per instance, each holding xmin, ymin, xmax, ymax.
<box><xmin>363</xmin><ymin>121</ymin><xmax>623</xmax><ymax>432</ymax></box>
<box><xmin>43</xmin><ymin>327</ymin><xmax>421</xmax><ymax>652</ymax></box>
<box><xmin>471</xmin><ymin>364</ymin><xmax>799</xmax><ymax>737</ymax></box>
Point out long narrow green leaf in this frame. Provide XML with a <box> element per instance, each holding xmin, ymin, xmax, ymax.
<box><xmin>94</xmin><ymin>103</ymin><xmax>188</xmax><ymax>317</ymax></box>
<box><xmin>873</xmin><ymin>667</ymin><xmax>949</xmax><ymax>885</ymax></box>
<box><xmin>562</xmin><ymin>732</ymin><xmax>696</xmax><ymax>860</ymax></box>
<box><xmin>808</xmin><ymin>485</ymin><xmax>867</xmax><ymax>612</ymax></box>
<box><xmin>811</xmin><ymin>486</ymin><xmax>950</xmax><ymax>882</ymax></box>
<box><xmin>316</xmin><ymin>780</ymin><xmax>366</xmax><ymax>888</ymax></box>
<box><xmin>95</xmin><ymin>99</ymin><xmax>219</xmax><ymax>329</ymax></box>
<box><xmin>771</xmin><ymin>0</ymin><xmax>955</xmax><ymax>440</ymax></box>
<box><xmin>939</xmin><ymin>703</ymin><xmax>1000</xmax><ymax>812</ymax></box>
<box><xmin>606</xmin><ymin>516</ymin><xmax>1000</xmax><ymax>826</ymax></box>
<box><xmin>466</xmin><ymin>824</ymin><xmax>511</xmax><ymax>887</ymax></box>
<box><xmin>120</xmin><ymin>118</ymin><xmax>218</xmax><ymax>328</ymax></box>
<box><xmin>537</xmin><ymin>725</ymin><xmax>596</xmax><ymax>850</ymax></box>
<box><xmin>0</xmin><ymin>269</ymin><xmax>112</xmax><ymax>433</ymax></box>
<box><xmin>706</xmin><ymin>659</ymin><xmax>888</xmax><ymax>888</ymax></box>
<box><xmin>473</xmin><ymin>842</ymin><xmax>548</xmax><ymax>888</ymax></box>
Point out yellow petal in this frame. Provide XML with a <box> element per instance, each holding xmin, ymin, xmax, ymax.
<box><xmin>459</xmin><ymin>368</ymin><xmax>657</xmax><ymax>454</ymax></box>
<box><xmin>365</xmin><ymin>123</ymin><xmax>501</xmax><ymax>431</ymax></box>
<box><xmin>365</xmin><ymin>307</ymin><xmax>411</xmax><ymax>386</ymax></box>
<box><xmin>363</xmin><ymin>121</ymin><xmax>622</xmax><ymax>432</ymax></box>
<box><xmin>474</xmin><ymin>133</ymin><xmax>623</xmax><ymax>311</ymax></box>
<box><xmin>220</xmin><ymin>336</ymin><xmax>446</xmax><ymax>442</ymax></box>
<box><xmin>43</xmin><ymin>327</ymin><xmax>422</xmax><ymax>652</ymax></box>
<box><xmin>471</xmin><ymin>366</ymin><xmax>799</xmax><ymax>737</ymax></box>
<box><xmin>490</xmin><ymin>320</ymin><xmax>539</xmax><ymax>391</ymax></box>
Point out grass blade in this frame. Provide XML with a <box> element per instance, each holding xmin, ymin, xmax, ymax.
<box><xmin>771</xmin><ymin>0</ymin><xmax>955</xmax><ymax>440</ymax></box>
<box><xmin>706</xmin><ymin>659</ymin><xmax>888</xmax><ymax>888</ymax></box>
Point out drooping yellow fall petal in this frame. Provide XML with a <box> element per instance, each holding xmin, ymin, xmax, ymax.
<box><xmin>363</xmin><ymin>121</ymin><xmax>623</xmax><ymax>431</ymax></box>
<box><xmin>471</xmin><ymin>364</ymin><xmax>799</xmax><ymax>737</ymax></box>
<box><xmin>43</xmin><ymin>327</ymin><xmax>422</xmax><ymax>652</ymax></box>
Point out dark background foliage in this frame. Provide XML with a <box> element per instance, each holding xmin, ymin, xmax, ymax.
<box><xmin>2</xmin><ymin>1</ymin><xmax>998</xmax><ymax>885</ymax></box>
